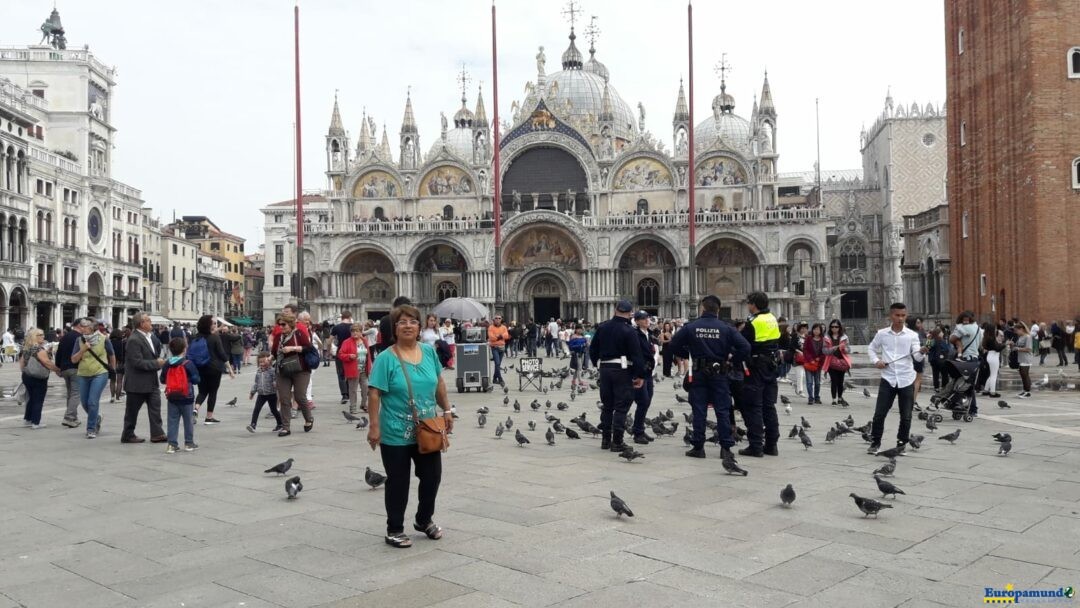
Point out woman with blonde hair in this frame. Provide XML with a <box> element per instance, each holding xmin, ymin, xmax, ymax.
<box><xmin>21</xmin><ymin>328</ymin><xmax>60</xmax><ymax>428</ymax></box>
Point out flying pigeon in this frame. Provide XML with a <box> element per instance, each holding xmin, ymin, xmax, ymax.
<box><xmin>342</xmin><ymin>411</ymin><xmax>363</xmax><ymax>422</ymax></box>
<box><xmin>565</xmin><ymin>428</ymin><xmax>581</xmax><ymax>439</ymax></box>
<box><xmin>264</xmin><ymin>458</ymin><xmax>294</xmax><ymax>475</ymax></box>
<box><xmin>546</xmin><ymin>427</ymin><xmax>556</xmax><ymax>445</ymax></box>
<box><xmin>863</xmin><ymin>388</ymin><xmax>872</xmax><ymax>398</ymax></box>
<box><xmin>992</xmin><ymin>433</ymin><xmax>1011</xmax><ymax>443</ymax></box>
<box><xmin>285</xmin><ymin>476</ymin><xmax>302</xmax><ymax>499</ymax></box>
<box><xmin>515</xmin><ymin>429</ymin><xmax>530</xmax><ymax>446</ymax></box>
<box><xmin>619</xmin><ymin>446</ymin><xmax>645</xmax><ymax>462</ymax></box>
<box><xmin>873</xmin><ymin>459</ymin><xmax>896</xmax><ymax>477</ymax></box>
<box><xmin>610</xmin><ymin>491</ymin><xmax>634</xmax><ymax>517</ymax></box>
<box><xmin>478</xmin><ymin>413</ymin><xmax>487</xmax><ymax>428</ymax></box>
<box><xmin>355</xmin><ymin>417</ymin><xmax>369</xmax><ymax>429</ymax></box>
<box><xmin>722</xmin><ymin>457</ymin><xmax>749</xmax><ymax>476</ymax></box>
<box><xmin>998</xmin><ymin>440</ymin><xmax>1012</xmax><ymax>456</ymax></box>
<box><xmin>780</xmin><ymin>484</ymin><xmax>796</xmax><ymax>507</ymax></box>
<box><xmin>800</xmin><ymin>416</ymin><xmax>811</xmax><ymax>429</ymax></box>
<box><xmin>874</xmin><ymin>475</ymin><xmax>906</xmax><ymax>498</ymax></box>
<box><xmin>226</xmin><ymin>397</ymin><xmax>238</xmax><ymax>407</ymax></box>
<box><xmin>800</xmin><ymin>433</ymin><xmax>813</xmax><ymax>450</ymax></box>
<box><xmin>939</xmin><ymin>428</ymin><xmax>961</xmax><ymax>444</ymax></box>
<box><xmin>850</xmin><ymin>493</ymin><xmax>893</xmax><ymax>518</ymax></box>
<box><xmin>494</xmin><ymin>422</ymin><xmax>504</xmax><ymax>439</ymax></box>
<box><xmin>998</xmin><ymin>400</ymin><xmax>1010</xmax><ymax>409</ymax></box>
<box><xmin>364</xmin><ymin>466</ymin><xmax>386</xmax><ymax>489</ymax></box>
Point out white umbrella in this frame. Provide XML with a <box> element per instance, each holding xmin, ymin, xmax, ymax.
<box><xmin>431</xmin><ymin>297</ymin><xmax>489</xmax><ymax>321</ymax></box>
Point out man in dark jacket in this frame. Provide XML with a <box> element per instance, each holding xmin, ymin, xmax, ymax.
<box><xmin>121</xmin><ymin>312</ymin><xmax>166</xmax><ymax>443</ymax></box>
<box><xmin>376</xmin><ymin>296</ymin><xmax>411</xmax><ymax>356</ymax></box>
<box><xmin>58</xmin><ymin>322</ymin><xmax>83</xmax><ymax>428</ymax></box>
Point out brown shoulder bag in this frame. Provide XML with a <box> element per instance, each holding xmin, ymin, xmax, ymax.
<box><xmin>392</xmin><ymin>346</ymin><xmax>449</xmax><ymax>454</ymax></box>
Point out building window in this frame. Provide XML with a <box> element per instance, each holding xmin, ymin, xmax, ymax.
<box><xmin>273</xmin><ymin>214</ymin><xmax>283</xmax><ymax>223</ymax></box>
<box><xmin>436</xmin><ymin>280</ymin><xmax>458</xmax><ymax>301</ymax></box>
<box><xmin>636</xmin><ymin>198</ymin><xmax>649</xmax><ymax>214</ymax></box>
<box><xmin>960</xmin><ymin>121</ymin><xmax>966</xmax><ymax>146</ymax></box>
<box><xmin>1073</xmin><ymin>157</ymin><xmax>1080</xmax><ymax>189</ymax></box>
<box><xmin>273</xmin><ymin>274</ymin><xmax>284</xmax><ymax>287</ymax></box>
<box><xmin>838</xmin><ymin>240</ymin><xmax>867</xmax><ymax>272</ymax></box>
<box><xmin>958</xmin><ymin>28</ymin><xmax>964</xmax><ymax>55</ymax></box>
<box><xmin>979</xmin><ymin>274</ymin><xmax>987</xmax><ymax>297</ymax></box>
<box><xmin>962</xmin><ymin>210</ymin><xmax>969</xmax><ymax>238</ymax></box>
<box><xmin>636</xmin><ymin>278</ymin><xmax>660</xmax><ymax>308</ymax></box>
<box><xmin>442</xmin><ymin>205</ymin><xmax>454</xmax><ymax>220</ymax></box>
<box><xmin>1070</xmin><ymin>47</ymin><xmax>1080</xmax><ymax>78</ymax></box>
<box><xmin>274</xmin><ymin>244</ymin><xmax>284</xmax><ymax>264</ymax></box>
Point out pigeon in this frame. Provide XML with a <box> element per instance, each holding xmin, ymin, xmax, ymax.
<box><xmin>545</xmin><ymin>400</ymin><xmax>552</xmax><ymax>409</ymax></box>
<box><xmin>528</xmin><ymin>420</ymin><xmax>536</xmax><ymax>431</ymax></box>
<box><xmin>926</xmin><ymin>417</ymin><xmax>937</xmax><ymax>432</ymax></box>
<box><xmin>675</xmin><ymin>394</ymin><xmax>689</xmax><ymax>403</ymax></box>
<box><xmin>610</xmin><ymin>491</ymin><xmax>634</xmax><ymax>517</ymax></box>
<box><xmin>530</xmin><ymin>400</ymin><xmax>541</xmax><ymax>411</ymax></box>
<box><xmin>800</xmin><ymin>416</ymin><xmax>811</xmax><ymax>429</ymax></box>
<box><xmin>364</xmin><ymin>466</ymin><xmax>386</xmax><ymax>489</ymax></box>
<box><xmin>992</xmin><ymin>433</ymin><xmax>1011</xmax><ymax>443</ymax></box>
<box><xmin>264</xmin><ymin>458</ymin><xmax>294</xmax><ymax>475</ymax></box>
<box><xmin>780</xmin><ymin>395</ymin><xmax>791</xmax><ymax>405</ymax></box>
<box><xmin>553</xmin><ymin>421</ymin><xmax>566</xmax><ymax>433</ymax></box>
<box><xmin>998</xmin><ymin>440</ymin><xmax>1011</xmax><ymax>456</ymax></box>
<box><xmin>863</xmin><ymin>388</ymin><xmax>872</xmax><ymax>398</ymax></box>
<box><xmin>850</xmin><ymin>493</ymin><xmax>892</xmax><ymax>518</ymax></box>
<box><xmin>845</xmin><ymin>380</ymin><xmax>856</xmax><ymax>390</ymax></box>
<box><xmin>515</xmin><ymin>429</ymin><xmax>530</xmax><ymax>447</ymax></box>
<box><xmin>226</xmin><ymin>397</ymin><xmax>238</xmax><ymax>407</ymax></box>
<box><xmin>505</xmin><ymin>417</ymin><xmax>514</xmax><ymax>430</ymax></box>
<box><xmin>873</xmin><ymin>458</ymin><xmax>896</xmax><ymax>476</ymax></box>
<box><xmin>780</xmin><ymin>484</ymin><xmax>796</xmax><ymax>507</ymax></box>
<box><xmin>565</xmin><ymin>428</ymin><xmax>581</xmax><ymax>439</ymax></box>
<box><xmin>495</xmin><ymin>422</ymin><xmax>504</xmax><ymax>439</ymax></box>
<box><xmin>874</xmin><ymin>475</ymin><xmax>906</xmax><ymax>499</ymax></box>
<box><xmin>844</xmin><ymin>415</ymin><xmax>855</xmax><ymax>428</ymax></box>
<box><xmin>721</xmin><ymin>457</ymin><xmax>749</xmax><ymax>476</ymax></box>
<box><xmin>355</xmin><ymin>417</ymin><xmax>369</xmax><ymax>429</ymax></box>
<box><xmin>875</xmin><ymin>445</ymin><xmax>903</xmax><ymax>459</ymax></box>
<box><xmin>939</xmin><ymin>428</ymin><xmax>961</xmax><ymax>444</ymax></box>
<box><xmin>513</xmin><ymin>400</ymin><xmax>520</xmax><ymax>412</ymax></box>
<box><xmin>342</xmin><ymin>411</ymin><xmax>363</xmax><ymax>422</ymax></box>
<box><xmin>788</xmin><ymin>425</ymin><xmax>801</xmax><ymax>438</ymax></box>
<box><xmin>619</xmin><ymin>446</ymin><xmax>645</xmax><ymax>462</ymax></box>
<box><xmin>800</xmin><ymin>433</ymin><xmax>813</xmax><ymax>450</ymax></box>
<box><xmin>557</xmin><ymin>402</ymin><xmax>569</xmax><ymax>411</ymax></box>
<box><xmin>998</xmin><ymin>400</ymin><xmax>1010</xmax><ymax>409</ymax></box>
<box><xmin>503</xmin><ymin>396</ymin><xmax>509</xmax><ymax>405</ymax></box>
<box><xmin>545</xmin><ymin>427</ymin><xmax>556</xmax><ymax>445</ymax></box>
<box><xmin>477</xmin><ymin>406</ymin><xmax>490</xmax><ymax>415</ymax></box>
<box><xmin>683</xmin><ymin>427</ymin><xmax>693</xmax><ymax>446</ymax></box>
<box><xmin>907</xmin><ymin>434</ymin><xmax>923</xmax><ymax>450</ymax></box>
<box><xmin>503</xmin><ymin>385</ymin><xmax>509</xmax><ymax>395</ymax></box>
<box><xmin>825</xmin><ymin>428</ymin><xmax>837</xmax><ymax>443</ymax></box>
<box><xmin>478</xmin><ymin>413</ymin><xmax>487</xmax><ymax>428</ymax></box>
<box><xmin>861</xmin><ymin>430</ymin><xmax>874</xmax><ymax>443</ymax></box>
<box><xmin>285</xmin><ymin>476</ymin><xmax>302</xmax><ymax>499</ymax></box>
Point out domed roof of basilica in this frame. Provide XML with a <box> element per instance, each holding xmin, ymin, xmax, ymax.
<box><xmin>694</xmin><ymin>85</ymin><xmax>752</xmax><ymax>157</ymax></box>
<box><xmin>543</xmin><ymin>30</ymin><xmax>637</xmax><ymax>142</ymax></box>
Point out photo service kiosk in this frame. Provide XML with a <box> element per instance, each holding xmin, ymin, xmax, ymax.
<box><xmin>455</xmin><ymin>328</ymin><xmax>491</xmax><ymax>393</ymax></box>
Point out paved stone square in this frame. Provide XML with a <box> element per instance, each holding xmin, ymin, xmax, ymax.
<box><xmin>1</xmin><ymin>356</ymin><xmax>1078</xmax><ymax>607</ymax></box>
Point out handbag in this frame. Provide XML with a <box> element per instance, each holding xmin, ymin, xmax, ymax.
<box><xmin>392</xmin><ymin>346</ymin><xmax>449</xmax><ymax>454</ymax></box>
<box><xmin>829</xmin><ymin>355</ymin><xmax>850</xmax><ymax>373</ymax></box>
<box><xmin>276</xmin><ymin>331</ymin><xmax>304</xmax><ymax>375</ymax></box>
<box><xmin>24</xmin><ymin>349</ymin><xmax>52</xmax><ymax>379</ymax></box>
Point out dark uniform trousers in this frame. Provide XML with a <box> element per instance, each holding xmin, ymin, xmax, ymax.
<box><xmin>598</xmin><ymin>366</ymin><xmax>634</xmax><ymax>441</ymax></box>
<box><xmin>742</xmin><ymin>364</ymin><xmax>780</xmax><ymax>449</ymax></box>
<box><xmin>631</xmin><ymin>374</ymin><xmax>654</xmax><ymax>436</ymax></box>
<box><xmin>688</xmin><ymin>372</ymin><xmax>735</xmax><ymax>449</ymax></box>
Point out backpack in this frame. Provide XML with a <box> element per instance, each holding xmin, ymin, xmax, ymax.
<box><xmin>164</xmin><ymin>363</ymin><xmax>190</xmax><ymax>400</ymax></box>
<box><xmin>187</xmin><ymin>336</ymin><xmax>210</xmax><ymax>367</ymax></box>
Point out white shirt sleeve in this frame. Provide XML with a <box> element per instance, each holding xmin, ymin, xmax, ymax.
<box><xmin>867</xmin><ymin>331</ymin><xmax>882</xmax><ymax>365</ymax></box>
<box><xmin>910</xmin><ymin>332</ymin><xmax>925</xmax><ymax>363</ymax></box>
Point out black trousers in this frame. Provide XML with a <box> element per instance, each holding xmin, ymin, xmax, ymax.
<box><xmin>250</xmin><ymin>394</ymin><xmax>282</xmax><ymax>427</ymax></box>
<box><xmin>828</xmin><ymin>369</ymin><xmax>847</xmax><ymax>400</ymax></box>
<box><xmin>598</xmin><ymin>366</ymin><xmax>633</xmax><ymax>442</ymax></box>
<box><xmin>335</xmin><ymin>359</ymin><xmax>348</xmax><ymax>399</ymax></box>
<box><xmin>195</xmin><ymin>365</ymin><xmax>223</xmax><ymax>413</ymax></box>
<box><xmin>379</xmin><ymin>443</ymin><xmax>441</xmax><ymax>535</ymax></box>
<box><xmin>661</xmin><ymin>348</ymin><xmax>674</xmax><ymax>377</ymax></box>
<box><xmin>121</xmin><ymin>390</ymin><xmax>164</xmax><ymax>440</ymax></box>
<box><xmin>742</xmin><ymin>372</ymin><xmax>780</xmax><ymax>449</ymax></box>
<box><xmin>688</xmin><ymin>372</ymin><xmax>734</xmax><ymax>449</ymax></box>
<box><xmin>870</xmin><ymin>379</ymin><xmax>914</xmax><ymax>445</ymax></box>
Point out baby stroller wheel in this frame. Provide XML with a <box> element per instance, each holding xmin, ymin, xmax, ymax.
<box><xmin>962</xmin><ymin>414</ymin><xmax>973</xmax><ymax>422</ymax></box>
<box><xmin>918</xmin><ymin>411</ymin><xmax>929</xmax><ymax>421</ymax></box>
<box><xmin>932</xmin><ymin>413</ymin><xmax>944</xmax><ymax>423</ymax></box>
<box><xmin>952</xmin><ymin>411</ymin><xmax>962</xmax><ymax>420</ymax></box>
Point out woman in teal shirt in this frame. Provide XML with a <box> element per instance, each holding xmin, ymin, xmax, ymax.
<box><xmin>367</xmin><ymin>304</ymin><xmax>453</xmax><ymax>548</ymax></box>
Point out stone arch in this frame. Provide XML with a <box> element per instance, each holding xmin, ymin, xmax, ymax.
<box><xmin>695</xmin><ymin>152</ymin><xmax>752</xmax><ymax>187</ymax></box>
<box><xmin>499</xmin><ymin>132</ymin><xmax>600</xmax><ymax>194</ymax></box>
<box><xmin>408</xmin><ymin>239</ymin><xmax>469</xmax><ymax>272</ymax></box>
<box><xmin>609</xmin><ymin>151</ymin><xmax>676</xmax><ymax>191</ymax></box>
<box><xmin>500</xmin><ymin>143</ymin><xmax>589</xmax><ymax>213</ymax></box>
<box><xmin>502</xmin><ymin>222</ymin><xmax>587</xmax><ymax>271</ymax></box>
<box><xmin>497</xmin><ymin>210</ymin><xmax>597</xmax><ymax>267</ymax></box>
<box><xmin>696</xmin><ymin>232</ymin><xmax>765</xmax><ymax>265</ymax></box>
<box><xmin>695</xmin><ymin>236</ymin><xmax>762</xmax><ymax>302</ymax></box>
<box><xmin>332</xmin><ymin>241</ymin><xmax>398</xmax><ymax>272</ymax></box>
<box><xmin>417</xmin><ymin>161</ymin><xmax>477</xmax><ymax>197</ymax></box>
<box><xmin>613</xmin><ymin>233</ymin><xmax>682</xmax><ymax>268</ymax></box>
<box><xmin>516</xmin><ymin>268</ymin><xmax>573</xmax><ymax>302</ymax></box>
<box><xmin>784</xmin><ymin>236</ymin><xmax>824</xmax><ymax>264</ymax></box>
<box><xmin>347</xmin><ymin>164</ymin><xmax>404</xmax><ymax>200</ymax></box>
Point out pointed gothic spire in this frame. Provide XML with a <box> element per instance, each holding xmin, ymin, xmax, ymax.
<box><xmin>599</xmin><ymin>78</ymin><xmax>613</xmax><ymax>122</ymax></box>
<box><xmin>328</xmin><ymin>92</ymin><xmax>345</xmax><ymax>136</ymax></box>
<box><xmin>474</xmin><ymin>85</ymin><xmax>488</xmax><ymax>126</ymax></box>
<box><xmin>379</xmin><ymin>125</ymin><xmax>392</xmax><ymax>159</ymax></box>
<box><xmin>358</xmin><ymin>108</ymin><xmax>371</xmax><ymax>152</ymax></box>
<box><xmin>401</xmin><ymin>91</ymin><xmax>417</xmax><ymax>133</ymax></box>
<box><xmin>759</xmin><ymin>69</ymin><xmax>775</xmax><ymax>114</ymax></box>
<box><xmin>673</xmin><ymin>78</ymin><xmax>689</xmax><ymax>121</ymax></box>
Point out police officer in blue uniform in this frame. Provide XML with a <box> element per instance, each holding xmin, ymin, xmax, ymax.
<box><xmin>631</xmin><ymin>310</ymin><xmax>658</xmax><ymax>444</ymax></box>
<box><xmin>670</xmin><ymin>295</ymin><xmax>751</xmax><ymax>460</ymax></box>
<box><xmin>589</xmin><ymin>300</ymin><xmax>647</xmax><ymax>452</ymax></box>
<box><xmin>739</xmin><ymin>292</ymin><xmax>782</xmax><ymax>457</ymax></box>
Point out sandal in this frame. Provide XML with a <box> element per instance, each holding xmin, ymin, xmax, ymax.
<box><xmin>384</xmin><ymin>532</ymin><xmax>412</xmax><ymax>548</ymax></box>
<box><xmin>413</xmin><ymin>521</ymin><xmax>443</xmax><ymax>540</ymax></box>
<box><xmin>278</xmin><ymin>429</ymin><xmax>291</xmax><ymax>437</ymax></box>
<box><xmin>304</xmin><ymin>420</ymin><xmax>314</xmax><ymax>432</ymax></box>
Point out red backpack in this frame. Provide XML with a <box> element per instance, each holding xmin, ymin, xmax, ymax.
<box><xmin>164</xmin><ymin>363</ymin><xmax>190</xmax><ymax>400</ymax></box>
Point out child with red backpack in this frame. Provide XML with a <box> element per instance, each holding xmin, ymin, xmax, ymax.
<box><xmin>160</xmin><ymin>337</ymin><xmax>202</xmax><ymax>453</ymax></box>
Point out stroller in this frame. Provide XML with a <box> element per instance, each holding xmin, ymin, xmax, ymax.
<box><xmin>927</xmin><ymin>359</ymin><xmax>981</xmax><ymax>423</ymax></box>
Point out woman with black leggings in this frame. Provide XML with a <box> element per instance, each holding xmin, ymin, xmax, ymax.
<box><xmin>823</xmin><ymin>319</ymin><xmax>851</xmax><ymax>407</ymax></box>
<box><xmin>193</xmin><ymin>315</ymin><xmax>233</xmax><ymax>424</ymax></box>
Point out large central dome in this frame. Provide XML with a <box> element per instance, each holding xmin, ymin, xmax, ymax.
<box><xmin>694</xmin><ymin>86</ymin><xmax>752</xmax><ymax>157</ymax></box>
<box><xmin>543</xmin><ymin>31</ymin><xmax>637</xmax><ymax>142</ymax></box>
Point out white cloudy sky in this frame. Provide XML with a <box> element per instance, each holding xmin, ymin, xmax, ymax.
<box><xmin>2</xmin><ymin>1</ymin><xmax>945</xmax><ymax>248</ymax></box>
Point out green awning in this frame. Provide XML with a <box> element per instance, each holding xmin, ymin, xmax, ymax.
<box><xmin>226</xmin><ymin>316</ymin><xmax>257</xmax><ymax>326</ymax></box>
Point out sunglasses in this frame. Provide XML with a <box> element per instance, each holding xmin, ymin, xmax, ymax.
<box><xmin>277</xmin><ymin>323</ymin><xmax>288</xmax><ymax>327</ymax></box>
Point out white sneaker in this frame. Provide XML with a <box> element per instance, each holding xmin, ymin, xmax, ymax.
<box><xmin>31</xmin><ymin>423</ymin><xmax>46</xmax><ymax>429</ymax></box>
<box><xmin>23</xmin><ymin>420</ymin><xmax>33</xmax><ymax>428</ymax></box>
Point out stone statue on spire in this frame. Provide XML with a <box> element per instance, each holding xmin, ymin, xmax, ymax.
<box><xmin>536</xmin><ymin>46</ymin><xmax>546</xmax><ymax>78</ymax></box>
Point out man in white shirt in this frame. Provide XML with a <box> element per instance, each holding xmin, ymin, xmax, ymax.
<box><xmin>867</xmin><ymin>302</ymin><xmax>928</xmax><ymax>455</ymax></box>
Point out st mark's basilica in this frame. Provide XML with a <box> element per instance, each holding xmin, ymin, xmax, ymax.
<box><xmin>261</xmin><ymin>23</ymin><xmax>834</xmax><ymax>325</ymax></box>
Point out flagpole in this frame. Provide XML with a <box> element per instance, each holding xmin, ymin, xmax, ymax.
<box><xmin>293</xmin><ymin>1</ymin><xmax>305</xmax><ymax>308</ymax></box>
<box><xmin>491</xmin><ymin>1</ymin><xmax>503</xmax><ymax>316</ymax></box>
<box><xmin>687</xmin><ymin>1</ymin><xmax>697</xmax><ymax>316</ymax></box>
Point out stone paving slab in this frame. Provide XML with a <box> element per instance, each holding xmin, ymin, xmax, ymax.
<box><xmin>1</xmin><ymin>356</ymin><xmax>1079</xmax><ymax>606</ymax></box>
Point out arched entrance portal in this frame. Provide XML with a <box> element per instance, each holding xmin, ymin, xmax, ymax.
<box><xmin>501</xmin><ymin>146</ymin><xmax>589</xmax><ymax>215</ymax></box>
<box><xmin>87</xmin><ymin>273</ymin><xmax>104</xmax><ymax>320</ymax></box>
<box><xmin>8</xmin><ymin>287</ymin><xmax>27</xmax><ymax>331</ymax></box>
<box><xmin>412</xmin><ymin>243</ymin><xmax>468</xmax><ymax>308</ymax></box>
<box><xmin>616</xmin><ymin>238</ymin><xmax>678</xmax><ymax>317</ymax></box>
<box><xmin>338</xmin><ymin>249</ymin><xmax>396</xmax><ymax>319</ymax></box>
<box><xmin>524</xmin><ymin>273</ymin><xmax>567</xmax><ymax>323</ymax></box>
<box><xmin>695</xmin><ymin>238</ymin><xmax>761</xmax><ymax>319</ymax></box>
<box><xmin>503</xmin><ymin>223</ymin><xmax>586</xmax><ymax>323</ymax></box>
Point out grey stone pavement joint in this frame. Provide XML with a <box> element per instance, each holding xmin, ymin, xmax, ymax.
<box><xmin>1</xmin><ymin>357</ymin><xmax>1078</xmax><ymax>607</ymax></box>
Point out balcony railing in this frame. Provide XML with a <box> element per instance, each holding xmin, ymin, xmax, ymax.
<box><xmin>62</xmin><ymin>283</ymin><xmax>78</xmax><ymax>292</ymax></box>
<box><xmin>34</xmin><ymin>279</ymin><xmax>55</xmax><ymax>290</ymax></box>
<box><xmin>0</xmin><ymin>262</ymin><xmax>30</xmax><ymax>281</ymax></box>
<box><xmin>114</xmin><ymin>290</ymin><xmax>125</xmax><ymax>299</ymax></box>
<box><xmin>30</xmin><ymin>145</ymin><xmax>81</xmax><ymax>174</ymax></box>
<box><xmin>0</xmin><ymin>47</ymin><xmax>117</xmax><ymax>81</ymax></box>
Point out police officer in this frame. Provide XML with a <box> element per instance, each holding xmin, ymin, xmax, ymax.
<box><xmin>630</xmin><ymin>310</ymin><xmax>658</xmax><ymax>444</ymax></box>
<box><xmin>670</xmin><ymin>295</ymin><xmax>750</xmax><ymax>460</ymax></box>
<box><xmin>739</xmin><ymin>291</ymin><xmax>782</xmax><ymax>457</ymax></box>
<box><xmin>589</xmin><ymin>300</ymin><xmax>647</xmax><ymax>452</ymax></box>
